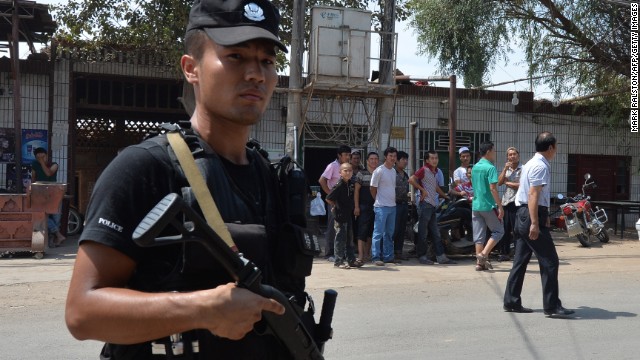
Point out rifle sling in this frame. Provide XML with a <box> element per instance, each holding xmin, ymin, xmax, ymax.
<box><xmin>166</xmin><ymin>131</ymin><xmax>238</xmax><ymax>252</ymax></box>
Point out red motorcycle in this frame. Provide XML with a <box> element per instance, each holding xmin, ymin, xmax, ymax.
<box><xmin>558</xmin><ymin>173</ymin><xmax>609</xmax><ymax>247</ymax></box>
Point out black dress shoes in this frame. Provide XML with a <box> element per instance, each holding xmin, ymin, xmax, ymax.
<box><xmin>503</xmin><ymin>305</ymin><xmax>534</xmax><ymax>313</ymax></box>
<box><xmin>544</xmin><ymin>306</ymin><xmax>575</xmax><ymax>317</ymax></box>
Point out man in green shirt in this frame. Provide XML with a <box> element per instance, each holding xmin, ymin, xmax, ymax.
<box><xmin>31</xmin><ymin>147</ymin><xmax>65</xmax><ymax>246</ymax></box>
<box><xmin>471</xmin><ymin>141</ymin><xmax>504</xmax><ymax>271</ymax></box>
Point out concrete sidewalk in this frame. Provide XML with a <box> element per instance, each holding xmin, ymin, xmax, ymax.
<box><xmin>306</xmin><ymin>230</ymin><xmax>640</xmax><ymax>291</ymax></box>
<box><xmin>0</xmin><ymin>235</ymin><xmax>80</xmax><ymax>285</ymax></box>
<box><xmin>1</xmin><ymin>229</ymin><xmax>638</xmax><ymax>286</ymax></box>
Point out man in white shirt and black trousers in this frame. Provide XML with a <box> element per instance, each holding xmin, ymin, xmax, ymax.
<box><xmin>503</xmin><ymin>132</ymin><xmax>575</xmax><ymax>317</ymax></box>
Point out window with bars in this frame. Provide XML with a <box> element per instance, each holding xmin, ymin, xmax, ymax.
<box><xmin>74</xmin><ymin>76</ymin><xmax>183</xmax><ymax>111</ymax></box>
<box><xmin>417</xmin><ymin>130</ymin><xmax>491</xmax><ymax>176</ymax></box>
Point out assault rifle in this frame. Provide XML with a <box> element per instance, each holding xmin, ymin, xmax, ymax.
<box><xmin>132</xmin><ymin>193</ymin><xmax>336</xmax><ymax>360</ymax></box>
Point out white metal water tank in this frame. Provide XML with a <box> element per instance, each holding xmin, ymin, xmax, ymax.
<box><xmin>308</xmin><ymin>6</ymin><xmax>372</xmax><ymax>86</ymax></box>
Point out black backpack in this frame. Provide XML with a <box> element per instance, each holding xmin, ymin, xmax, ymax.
<box><xmin>272</xmin><ymin>154</ymin><xmax>309</xmax><ymax>228</ymax></box>
<box><xmin>245</xmin><ymin>140</ymin><xmax>321</xmax><ymax>281</ymax></box>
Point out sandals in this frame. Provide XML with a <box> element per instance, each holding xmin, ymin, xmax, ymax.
<box><xmin>349</xmin><ymin>259</ymin><xmax>365</xmax><ymax>268</ymax></box>
<box><xmin>475</xmin><ymin>253</ymin><xmax>493</xmax><ymax>271</ymax></box>
<box><xmin>335</xmin><ymin>259</ymin><xmax>364</xmax><ymax>269</ymax></box>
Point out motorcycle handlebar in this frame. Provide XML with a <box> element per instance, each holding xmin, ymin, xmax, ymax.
<box><xmin>563</xmin><ymin>180</ymin><xmax>596</xmax><ymax>204</ymax></box>
<box><xmin>582</xmin><ymin>181</ymin><xmax>597</xmax><ymax>190</ymax></box>
<box><xmin>564</xmin><ymin>194</ymin><xmax>590</xmax><ymax>204</ymax></box>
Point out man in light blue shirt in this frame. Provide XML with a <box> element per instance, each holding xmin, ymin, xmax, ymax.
<box><xmin>503</xmin><ymin>132</ymin><xmax>574</xmax><ymax>317</ymax></box>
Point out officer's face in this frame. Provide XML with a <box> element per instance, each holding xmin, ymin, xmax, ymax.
<box><xmin>184</xmin><ymin>38</ymin><xmax>278</xmax><ymax>126</ymax></box>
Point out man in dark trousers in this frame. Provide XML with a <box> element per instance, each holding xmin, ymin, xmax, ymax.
<box><xmin>409</xmin><ymin>150</ymin><xmax>455</xmax><ymax>265</ymax></box>
<box><xmin>354</xmin><ymin>151</ymin><xmax>379</xmax><ymax>263</ymax></box>
<box><xmin>326</xmin><ymin>162</ymin><xmax>362</xmax><ymax>268</ymax></box>
<box><xmin>393</xmin><ymin>151</ymin><xmax>410</xmax><ymax>260</ymax></box>
<box><xmin>503</xmin><ymin>132</ymin><xmax>575</xmax><ymax>317</ymax></box>
<box><xmin>65</xmin><ymin>0</ymin><xmax>298</xmax><ymax>358</ymax></box>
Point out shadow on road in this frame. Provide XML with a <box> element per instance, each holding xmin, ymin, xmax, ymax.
<box><xmin>571</xmin><ymin>306</ymin><xmax>637</xmax><ymax>320</ymax></box>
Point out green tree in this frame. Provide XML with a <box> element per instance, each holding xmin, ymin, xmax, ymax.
<box><xmin>52</xmin><ymin>0</ymin><xmax>191</xmax><ymax>67</ymax></box>
<box><xmin>408</xmin><ymin>0</ymin><xmax>507</xmax><ymax>88</ymax></box>
<box><xmin>51</xmin><ymin>0</ymin><xmax>410</xmax><ymax>72</ymax></box>
<box><xmin>407</xmin><ymin>0</ymin><xmax>631</xmax><ymax>119</ymax></box>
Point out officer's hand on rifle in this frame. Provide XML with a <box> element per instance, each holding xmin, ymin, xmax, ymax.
<box><xmin>202</xmin><ymin>283</ymin><xmax>285</xmax><ymax>340</ymax></box>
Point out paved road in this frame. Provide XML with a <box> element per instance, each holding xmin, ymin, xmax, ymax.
<box><xmin>2</xmin><ymin>231</ymin><xmax>639</xmax><ymax>359</ymax></box>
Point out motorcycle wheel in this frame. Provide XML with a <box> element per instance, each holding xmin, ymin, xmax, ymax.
<box><xmin>577</xmin><ymin>234</ymin><xmax>590</xmax><ymax>247</ymax></box>
<box><xmin>67</xmin><ymin>207</ymin><xmax>84</xmax><ymax>236</ymax></box>
<box><xmin>596</xmin><ymin>230</ymin><xmax>610</xmax><ymax>243</ymax></box>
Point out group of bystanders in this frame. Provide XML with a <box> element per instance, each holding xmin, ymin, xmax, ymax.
<box><xmin>318</xmin><ymin>132</ymin><xmax>574</xmax><ymax>317</ymax></box>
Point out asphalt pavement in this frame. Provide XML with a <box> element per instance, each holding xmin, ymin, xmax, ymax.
<box><xmin>2</xmin><ymin>230</ymin><xmax>640</xmax><ymax>359</ymax></box>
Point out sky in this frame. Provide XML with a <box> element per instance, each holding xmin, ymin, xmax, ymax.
<box><xmin>24</xmin><ymin>0</ymin><xmax>553</xmax><ymax>100</ymax></box>
<box><xmin>391</xmin><ymin>20</ymin><xmax>553</xmax><ymax>98</ymax></box>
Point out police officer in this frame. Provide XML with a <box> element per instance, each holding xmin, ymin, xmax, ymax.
<box><xmin>65</xmin><ymin>0</ymin><xmax>295</xmax><ymax>358</ymax></box>
<box><xmin>503</xmin><ymin>132</ymin><xmax>575</xmax><ymax>317</ymax></box>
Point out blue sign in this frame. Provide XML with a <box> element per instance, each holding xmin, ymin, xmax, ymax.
<box><xmin>22</xmin><ymin>129</ymin><xmax>48</xmax><ymax>164</ymax></box>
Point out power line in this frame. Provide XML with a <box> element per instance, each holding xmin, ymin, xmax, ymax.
<box><xmin>469</xmin><ymin>74</ymin><xmax>564</xmax><ymax>91</ymax></box>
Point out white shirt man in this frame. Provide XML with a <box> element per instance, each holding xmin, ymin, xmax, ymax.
<box><xmin>454</xmin><ymin>146</ymin><xmax>472</xmax><ymax>185</ymax></box>
<box><xmin>369</xmin><ymin>147</ymin><xmax>398</xmax><ymax>265</ymax></box>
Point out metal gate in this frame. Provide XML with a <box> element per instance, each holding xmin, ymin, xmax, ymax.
<box><xmin>72</xmin><ymin>74</ymin><xmax>186</xmax><ymax>213</ymax></box>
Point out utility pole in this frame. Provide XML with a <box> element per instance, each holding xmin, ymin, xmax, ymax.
<box><xmin>11</xmin><ymin>0</ymin><xmax>23</xmax><ymax>192</ymax></box>
<box><xmin>448</xmin><ymin>75</ymin><xmax>457</xmax><ymax>179</ymax></box>
<box><xmin>376</xmin><ymin>0</ymin><xmax>396</xmax><ymax>151</ymax></box>
<box><xmin>285</xmin><ymin>0</ymin><xmax>305</xmax><ymax>158</ymax></box>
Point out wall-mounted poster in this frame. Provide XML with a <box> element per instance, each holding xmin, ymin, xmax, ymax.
<box><xmin>0</xmin><ymin>128</ymin><xmax>16</xmax><ymax>163</ymax></box>
<box><xmin>22</xmin><ymin>129</ymin><xmax>48</xmax><ymax>165</ymax></box>
<box><xmin>5</xmin><ymin>164</ymin><xmax>32</xmax><ymax>193</ymax></box>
